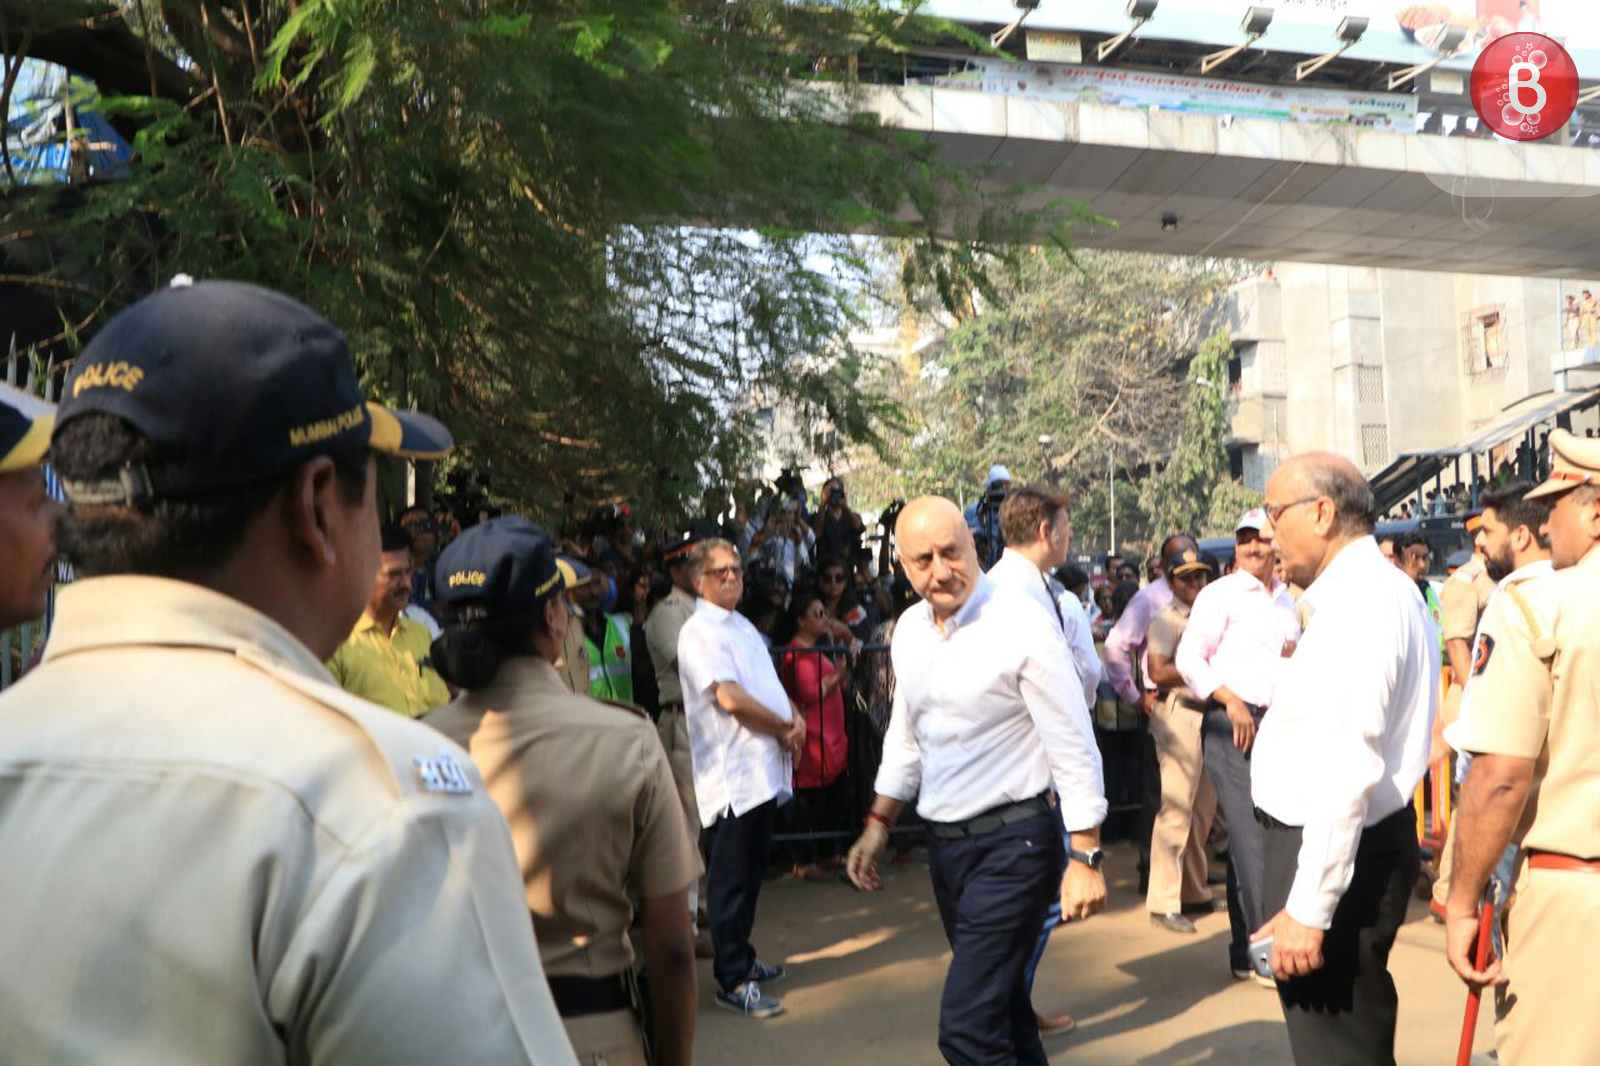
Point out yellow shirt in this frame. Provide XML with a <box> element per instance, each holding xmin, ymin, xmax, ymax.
<box><xmin>327</xmin><ymin>612</ymin><xmax>451</xmax><ymax>717</ymax></box>
<box><xmin>0</xmin><ymin>576</ymin><xmax>575</xmax><ymax>1065</ymax></box>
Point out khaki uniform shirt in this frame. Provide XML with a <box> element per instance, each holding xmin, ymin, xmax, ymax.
<box><xmin>326</xmin><ymin>610</ymin><xmax>451</xmax><ymax>717</ymax></box>
<box><xmin>556</xmin><ymin>608</ymin><xmax>589</xmax><ymax>695</ymax></box>
<box><xmin>1146</xmin><ymin>598</ymin><xmax>1198</xmax><ymax>706</ymax></box>
<box><xmin>1441</xmin><ymin>555</ymin><xmax>1498</xmax><ymax>644</ymax></box>
<box><xmin>645</xmin><ymin>586</ymin><xmax>696</xmax><ymax>706</ymax></box>
<box><xmin>427</xmin><ymin>658</ymin><xmax>698</xmax><ymax>977</ymax></box>
<box><xmin>1457</xmin><ymin>548</ymin><xmax>1600</xmax><ymax>858</ymax></box>
<box><xmin>0</xmin><ymin>577</ymin><xmax>574</xmax><ymax>1065</ymax></box>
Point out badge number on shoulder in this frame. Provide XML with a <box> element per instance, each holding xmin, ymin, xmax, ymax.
<box><xmin>415</xmin><ymin>750</ymin><xmax>474</xmax><ymax>795</ymax></box>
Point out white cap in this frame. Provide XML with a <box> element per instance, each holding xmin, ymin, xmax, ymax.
<box><xmin>1236</xmin><ymin>508</ymin><xmax>1269</xmax><ymax>534</ymax></box>
<box><xmin>986</xmin><ymin>463</ymin><xmax>1013</xmax><ymax>486</ymax></box>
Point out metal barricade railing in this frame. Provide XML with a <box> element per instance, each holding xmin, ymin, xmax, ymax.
<box><xmin>770</xmin><ymin>642</ymin><xmax>889</xmax><ymax>846</ymax></box>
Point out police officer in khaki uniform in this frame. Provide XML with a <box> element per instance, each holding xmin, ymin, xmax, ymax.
<box><xmin>0</xmin><ymin>281</ymin><xmax>574</xmax><ymax>1063</ymax></box>
<box><xmin>0</xmin><ymin>383</ymin><xmax>60</xmax><ymax>630</ymax></box>
<box><xmin>646</xmin><ymin>537</ymin><xmax>709</xmax><ymax>950</ymax></box>
<box><xmin>1142</xmin><ymin>547</ymin><xmax>1218</xmax><ymax>934</ymax></box>
<box><xmin>1445</xmin><ymin>429</ymin><xmax>1600</xmax><ymax>1065</ymax></box>
<box><xmin>427</xmin><ymin>517</ymin><xmax>699</xmax><ymax>1066</ymax></box>
<box><xmin>556</xmin><ymin>554</ymin><xmax>594</xmax><ymax>694</ymax></box>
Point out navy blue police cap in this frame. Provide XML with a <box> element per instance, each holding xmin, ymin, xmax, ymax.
<box><xmin>0</xmin><ymin>383</ymin><xmax>53</xmax><ymax>474</ymax></box>
<box><xmin>54</xmin><ymin>279</ymin><xmax>452</xmax><ymax>506</ymax></box>
<box><xmin>433</xmin><ymin>516</ymin><xmax>568</xmax><ymax>624</ymax></box>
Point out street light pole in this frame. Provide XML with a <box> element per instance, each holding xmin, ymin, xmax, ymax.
<box><xmin>1108</xmin><ymin>448</ymin><xmax>1116</xmax><ymax>554</ymax></box>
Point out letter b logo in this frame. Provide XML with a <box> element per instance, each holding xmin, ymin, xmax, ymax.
<box><xmin>1507</xmin><ymin>61</ymin><xmax>1546</xmax><ymax>117</ymax></box>
<box><xmin>1472</xmin><ymin>33</ymin><xmax>1577</xmax><ymax>142</ymax></box>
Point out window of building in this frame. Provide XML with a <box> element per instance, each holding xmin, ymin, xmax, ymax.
<box><xmin>1462</xmin><ymin>305</ymin><xmax>1508</xmax><ymax>374</ymax></box>
<box><xmin>1357</xmin><ymin>365</ymin><xmax>1386</xmax><ymax>405</ymax></box>
<box><xmin>1361</xmin><ymin>424</ymin><xmax>1390</xmax><ymax>468</ymax></box>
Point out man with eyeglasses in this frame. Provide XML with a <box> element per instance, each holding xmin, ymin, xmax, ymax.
<box><xmin>1250</xmin><ymin>455</ymin><xmax>1438</xmax><ymax>1065</ymax></box>
<box><xmin>675</xmin><ymin>538</ymin><xmax>805</xmax><ymax>1019</ymax></box>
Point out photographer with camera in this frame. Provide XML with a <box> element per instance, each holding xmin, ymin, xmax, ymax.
<box><xmin>964</xmin><ymin>464</ymin><xmax>1012</xmax><ymax>570</ymax></box>
<box><xmin>812</xmin><ymin>476</ymin><xmax>865</xmax><ymax>561</ymax></box>
<box><xmin>750</xmin><ymin>494</ymin><xmax>815</xmax><ymax>585</ymax></box>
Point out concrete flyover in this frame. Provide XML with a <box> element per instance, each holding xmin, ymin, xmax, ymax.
<box><xmin>853</xmin><ymin>83</ymin><xmax>1600</xmax><ymax>277</ymax></box>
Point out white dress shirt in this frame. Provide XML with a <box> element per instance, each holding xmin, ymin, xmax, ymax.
<box><xmin>987</xmin><ymin>549</ymin><xmax>1100</xmax><ymax>706</ymax></box>
<box><xmin>875</xmin><ymin>575</ymin><xmax>1107</xmax><ymax>830</ymax></box>
<box><xmin>1252</xmin><ymin>536</ymin><xmax>1438</xmax><ymax>929</ymax></box>
<box><xmin>1058</xmin><ymin>589</ymin><xmax>1103</xmax><ymax>708</ymax></box>
<box><xmin>676</xmin><ymin>599</ymin><xmax>793</xmax><ymax>827</ymax></box>
<box><xmin>1104</xmin><ymin>577</ymin><xmax>1172</xmax><ymax>704</ymax></box>
<box><xmin>1175</xmin><ymin>570</ymin><xmax>1300</xmax><ymax>709</ymax></box>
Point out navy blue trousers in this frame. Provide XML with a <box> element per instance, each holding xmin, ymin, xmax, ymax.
<box><xmin>704</xmin><ymin>798</ymin><xmax>776</xmax><ymax>992</ymax></box>
<box><xmin>927</xmin><ymin>812</ymin><xmax>1064</xmax><ymax>1065</ymax></box>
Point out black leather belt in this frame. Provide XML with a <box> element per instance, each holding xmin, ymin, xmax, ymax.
<box><xmin>547</xmin><ymin>973</ymin><xmax>632</xmax><ymax>1018</ymax></box>
<box><xmin>927</xmin><ymin>792</ymin><xmax>1054</xmax><ymax>839</ymax></box>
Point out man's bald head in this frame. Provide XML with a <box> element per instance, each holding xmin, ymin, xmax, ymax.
<box><xmin>1267</xmin><ymin>452</ymin><xmax>1377</xmax><ymax>586</ymax></box>
<box><xmin>1275</xmin><ymin>453</ymin><xmax>1376</xmax><ymax>536</ymax></box>
<box><xmin>895</xmin><ymin>495</ymin><xmax>979</xmax><ymax>621</ymax></box>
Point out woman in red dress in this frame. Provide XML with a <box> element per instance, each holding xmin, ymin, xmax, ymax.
<box><xmin>779</xmin><ymin>590</ymin><xmax>851</xmax><ymax>880</ymax></box>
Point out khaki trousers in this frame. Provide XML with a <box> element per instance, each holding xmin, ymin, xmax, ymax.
<box><xmin>657</xmin><ymin>707</ymin><xmax>704</xmax><ymax>918</ymax></box>
<box><xmin>1146</xmin><ymin>696</ymin><xmax>1216</xmax><ymax>914</ymax></box>
<box><xmin>563</xmin><ymin>1008</ymin><xmax>648</xmax><ymax>1066</ymax></box>
<box><xmin>1495</xmin><ymin>860</ymin><xmax>1600</xmax><ymax>1065</ymax></box>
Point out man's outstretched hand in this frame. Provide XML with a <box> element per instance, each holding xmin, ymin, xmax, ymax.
<box><xmin>846</xmin><ymin>821</ymin><xmax>890</xmax><ymax>891</ymax></box>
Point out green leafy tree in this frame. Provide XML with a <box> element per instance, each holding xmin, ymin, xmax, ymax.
<box><xmin>846</xmin><ymin>248</ymin><xmax>1242</xmax><ymax>548</ymax></box>
<box><xmin>1</xmin><ymin>0</ymin><xmax>1079</xmax><ymax>518</ymax></box>
<box><xmin>1138</xmin><ymin>329</ymin><xmax>1236</xmax><ymax>541</ymax></box>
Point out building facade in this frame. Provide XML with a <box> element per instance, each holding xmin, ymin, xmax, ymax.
<box><xmin>1225</xmin><ymin>264</ymin><xmax>1600</xmax><ymax>489</ymax></box>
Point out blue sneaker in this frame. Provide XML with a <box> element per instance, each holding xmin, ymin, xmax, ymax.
<box><xmin>715</xmin><ymin>981</ymin><xmax>784</xmax><ymax>1018</ymax></box>
<box><xmin>748</xmin><ymin>959</ymin><xmax>786</xmax><ymax>985</ymax></box>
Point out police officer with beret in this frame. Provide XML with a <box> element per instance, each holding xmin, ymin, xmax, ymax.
<box><xmin>0</xmin><ymin>280</ymin><xmax>574</xmax><ymax>1064</ymax></box>
<box><xmin>426</xmin><ymin>517</ymin><xmax>700</xmax><ymax>1066</ymax></box>
<box><xmin>0</xmin><ymin>383</ymin><xmax>60</xmax><ymax>630</ymax></box>
<box><xmin>1446</xmin><ymin>428</ymin><xmax>1600</xmax><ymax>1065</ymax></box>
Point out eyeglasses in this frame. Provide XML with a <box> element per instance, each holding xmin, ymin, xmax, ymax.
<box><xmin>1264</xmin><ymin>495</ymin><xmax>1323</xmax><ymax>526</ymax></box>
<box><xmin>703</xmin><ymin>564</ymin><xmax>743</xmax><ymax>582</ymax></box>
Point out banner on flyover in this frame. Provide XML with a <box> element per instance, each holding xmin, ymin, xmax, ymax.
<box><xmin>945</xmin><ymin>60</ymin><xmax>1417</xmax><ymax>130</ymax></box>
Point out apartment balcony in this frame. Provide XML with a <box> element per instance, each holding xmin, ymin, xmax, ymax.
<box><xmin>1226</xmin><ymin>274</ymin><xmax>1283</xmax><ymax>345</ymax></box>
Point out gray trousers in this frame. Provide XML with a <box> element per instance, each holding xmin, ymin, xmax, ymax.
<box><xmin>1201</xmin><ymin>704</ymin><xmax>1267</xmax><ymax>969</ymax></box>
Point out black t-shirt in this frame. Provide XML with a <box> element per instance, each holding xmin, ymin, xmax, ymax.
<box><xmin>817</xmin><ymin>508</ymin><xmax>860</xmax><ymax>560</ymax></box>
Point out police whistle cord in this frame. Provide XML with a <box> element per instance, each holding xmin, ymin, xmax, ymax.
<box><xmin>1455</xmin><ymin>881</ymin><xmax>1500</xmax><ymax>1066</ymax></box>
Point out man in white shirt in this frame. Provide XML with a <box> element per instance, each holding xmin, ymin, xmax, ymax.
<box><xmin>1251</xmin><ymin>455</ymin><xmax>1437</xmax><ymax>1065</ymax></box>
<box><xmin>1175</xmin><ymin>508</ymin><xmax>1300</xmax><ymax>981</ymax></box>
<box><xmin>676</xmin><ymin>538</ymin><xmax>805</xmax><ymax>1019</ymax></box>
<box><xmin>845</xmin><ymin>497</ymin><xmax>1107</xmax><ymax>1065</ymax></box>
<box><xmin>986</xmin><ymin>484</ymin><xmax>1101</xmax><ymax>1036</ymax></box>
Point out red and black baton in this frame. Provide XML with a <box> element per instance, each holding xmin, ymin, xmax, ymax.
<box><xmin>1456</xmin><ymin>881</ymin><xmax>1501</xmax><ymax>1066</ymax></box>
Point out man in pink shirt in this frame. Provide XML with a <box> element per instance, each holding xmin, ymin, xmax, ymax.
<box><xmin>1175</xmin><ymin>509</ymin><xmax>1300</xmax><ymax>982</ymax></box>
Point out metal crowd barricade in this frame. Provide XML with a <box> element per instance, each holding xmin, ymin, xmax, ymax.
<box><xmin>769</xmin><ymin>642</ymin><xmax>890</xmax><ymax>844</ymax></box>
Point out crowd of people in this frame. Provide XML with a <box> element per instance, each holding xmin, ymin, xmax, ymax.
<box><xmin>0</xmin><ymin>277</ymin><xmax>1595</xmax><ymax>1066</ymax></box>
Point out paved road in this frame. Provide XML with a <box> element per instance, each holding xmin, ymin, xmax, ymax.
<box><xmin>695</xmin><ymin>840</ymin><xmax>1495</xmax><ymax>1064</ymax></box>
